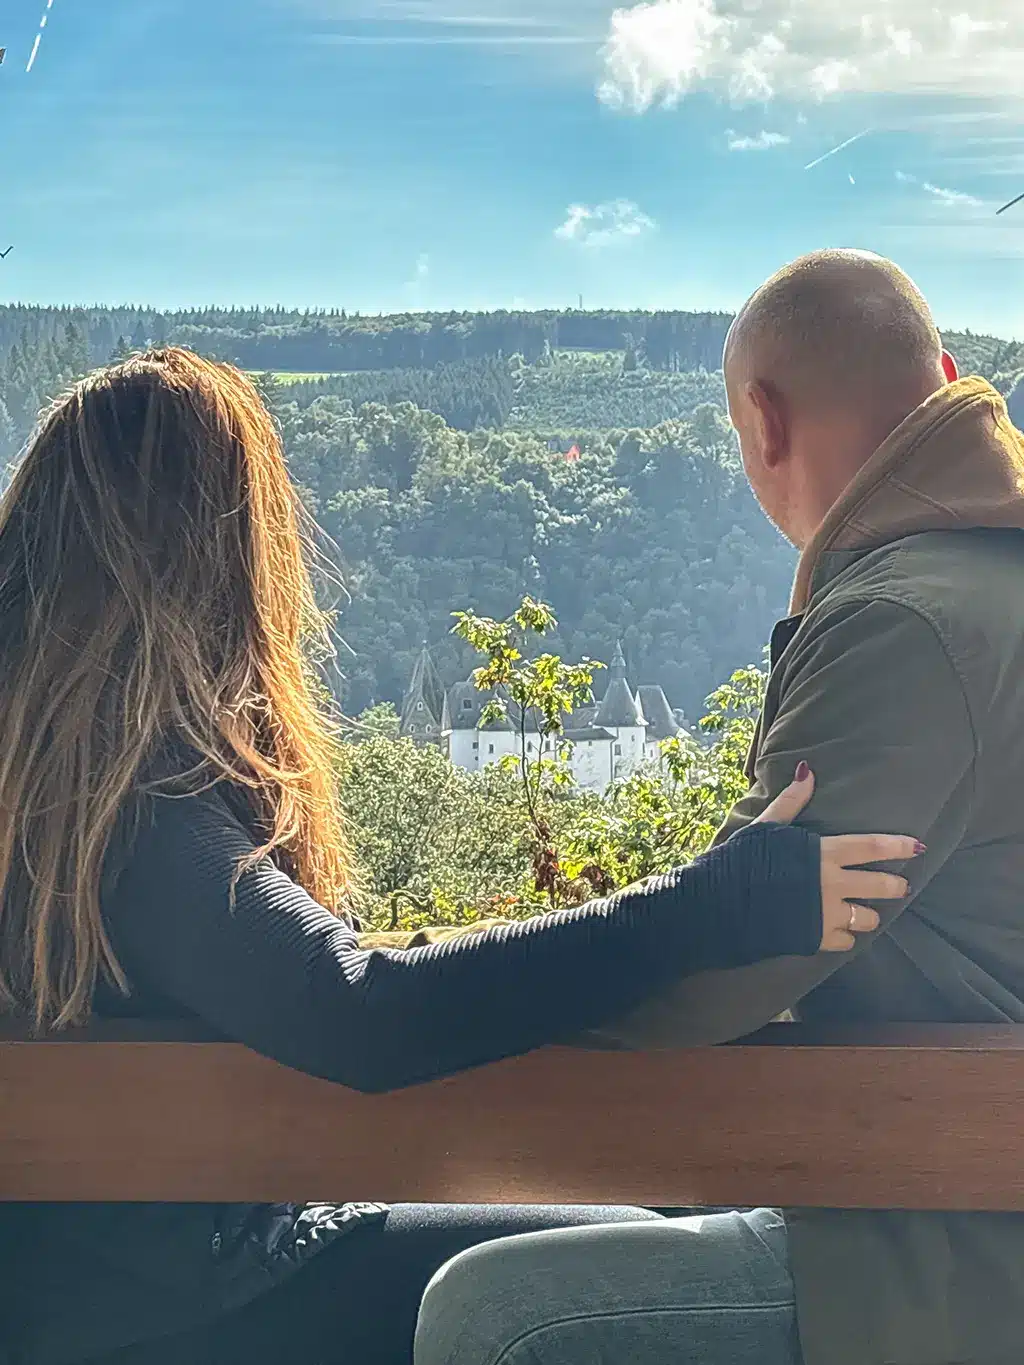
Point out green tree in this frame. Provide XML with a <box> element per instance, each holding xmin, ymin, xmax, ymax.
<box><xmin>338</xmin><ymin>734</ymin><xmax>544</xmax><ymax>930</ymax></box>
<box><xmin>452</xmin><ymin>596</ymin><xmax>604</xmax><ymax>900</ymax></box>
<box><xmin>251</xmin><ymin>371</ymin><xmax>284</xmax><ymax>412</ymax></box>
<box><xmin>350</xmin><ymin>701</ymin><xmax>401</xmax><ymax>740</ymax></box>
<box><xmin>60</xmin><ymin>319</ymin><xmax>90</xmax><ymax>381</ymax></box>
<box><xmin>0</xmin><ymin>395</ymin><xmax>18</xmax><ymax>471</ymax></box>
<box><xmin>561</xmin><ymin>663</ymin><xmax>765</xmax><ymax>890</ymax></box>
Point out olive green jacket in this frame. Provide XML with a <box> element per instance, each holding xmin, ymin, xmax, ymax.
<box><xmin>586</xmin><ymin>376</ymin><xmax>1024</xmax><ymax>1365</ymax></box>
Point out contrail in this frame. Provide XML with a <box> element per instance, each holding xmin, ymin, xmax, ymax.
<box><xmin>26</xmin><ymin>0</ymin><xmax>55</xmax><ymax>75</ymax></box>
<box><xmin>804</xmin><ymin>129</ymin><xmax>872</xmax><ymax>171</ymax></box>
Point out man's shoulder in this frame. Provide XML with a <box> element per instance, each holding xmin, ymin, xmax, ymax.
<box><xmin>802</xmin><ymin>529</ymin><xmax>1024</xmax><ymax>706</ymax></box>
<box><xmin>814</xmin><ymin>528</ymin><xmax>1024</xmax><ymax>622</ymax></box>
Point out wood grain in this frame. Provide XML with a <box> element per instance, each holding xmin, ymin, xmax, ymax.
<box><xmin>2</xmin><ymin>1024</ymin><xmax>1024</xmax><ymax>1209</ymax></box>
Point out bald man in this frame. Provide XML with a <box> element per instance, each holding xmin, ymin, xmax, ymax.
<box><xmin>416</xmin><ymin>253</ymin><xmax>1024</xmax><ymax>1365</ymax></box>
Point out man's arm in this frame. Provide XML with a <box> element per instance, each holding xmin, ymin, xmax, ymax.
<box><xmin>578</xmin><ymin>595</ymin><xmax>977</xmax><ymax>1048</ymax></box>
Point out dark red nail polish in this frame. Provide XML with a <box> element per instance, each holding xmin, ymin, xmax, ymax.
<box><xmin>795</xmin><ymin>761</ymin><xmax>810</xmax><ymax>782</ymax></box>
<box><xmin>913</xmin><ymin>840</ymin><xmax>927</xmax><ymax>854</ymax></box>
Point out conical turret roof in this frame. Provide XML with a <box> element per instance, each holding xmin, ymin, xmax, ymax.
<box><xmin>636</xmin><ymin>685</ymin><xmax>679</xmax><ymax>740</ymax></box>
<box><xmin>400</xmin><ymin>642</ymin><xmax>446</xmax><ymax>733</ymax></box>
<box><xmin>593</xmin><ymin>641</ymin><xmax>644</xmax><ymax>728</ymax></box>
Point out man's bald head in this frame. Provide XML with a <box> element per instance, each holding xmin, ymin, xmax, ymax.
<box><xmin>725</xmin><ymin>250</ymin><xmax>955</xmax><ymax>548</ymax></box>
<box><xmin>725</xmin><ymin>249</ymin><xmax>945</xmax><ymax>415</ymax></box>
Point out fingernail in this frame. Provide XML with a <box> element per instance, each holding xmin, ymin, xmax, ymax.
<box><xmin>795</xmin><ymin>761</ymin><xmax>810</xmax><ymax>782</ymax></box>
<box><xmin>913</xmin><ymin>840</ymin><xmax>927</xmax><ymax>855</ymax></box>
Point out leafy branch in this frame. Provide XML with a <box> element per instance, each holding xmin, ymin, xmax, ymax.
<box><xmin>451</xmin><ymin>596</ymin><xmax>604</xmax><ymax>903</ymax></box>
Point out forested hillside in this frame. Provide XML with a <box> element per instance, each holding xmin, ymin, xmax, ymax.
<box><xmin>277</xmin><ymin>352</ymin><xmax>728</xmax><ymax>432</ymax></box>
<box><xmin>0</xmin><ymin>304</ymin><xmax>1019</xmax><ymax>719</ymax></box>
<box><xmin>0</xmin><ymin>304</ymin><xmax>735</xmax><ymax>376</ymax></box>
<box><xmin>0</xmin><ymin>303</ymin><xmax>1019</xmax><ymax>450</ymax></box>
<box><xmin>278</xmin><ymin>395</ymin><xmax>789</xmax><ymax>717</ymax></box>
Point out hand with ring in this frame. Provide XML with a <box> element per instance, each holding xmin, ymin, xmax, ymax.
<box><xmin>753</xmin><ymin>763</ymin><xmax>923</xmax><ymax>954</ymax></box>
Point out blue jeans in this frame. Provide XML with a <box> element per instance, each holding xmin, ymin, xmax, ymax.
<box><xmin>415</xmin><ymin>1207</ymin><xmax>801</xmax><ymax>1365</ymax></box>
<box><xmin>80</xmin><ymin>1203</ymin><xmax>661</xmax><ymax>1365</ymax></box>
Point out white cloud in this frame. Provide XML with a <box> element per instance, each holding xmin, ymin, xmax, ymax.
<box><xmin>312</xmin><ymin>32</ymin><xmax>593</xmax><ymax>44</ymax></box>
<box><xmin>295</xmin><ymin>1</ymin><xmax>607</xmax><ymax>45</ymax></box>
<box><xmin>726</xmin><ymin>129</ymin><xmax>790</xmax><ymax>151</ymax></box>
<box><xmin>597</xmin><ymin>0</ymin><xmax>1021</xmax><ymax>111</ymax></box>
<box><xmin>949</xmin><ymin>12</ymin><xmax>1005</xmax><ymax>44</ymax></box>
<box><xmin>554</xmin><ymin>199</ymin><xmax>656</xmax><ymax>247</ymax></box>
<box><xmin>924</xmin><ymin>182</ymin><xmax>983</xmax><ymax>206</ymax></box>
<box><xmin>895</xmin><ymin>170</ymin><xmax>984</xmax><ymax>206</ymax></box>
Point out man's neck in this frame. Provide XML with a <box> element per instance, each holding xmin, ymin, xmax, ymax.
<box><xmin>789</xmin><ymin>392</ymin><xmax>939</xmax><ymax>548</ymax></box>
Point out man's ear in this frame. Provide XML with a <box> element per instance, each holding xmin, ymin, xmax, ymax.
<box><xmin>941</xmin><ymin>349</ymin><xmax>959</xmax><ymax>384</ymax></box>
<box><xmin>747</xmin><ymin>380</ymin><xmax>788</xmax><ymax>470</ymax></box>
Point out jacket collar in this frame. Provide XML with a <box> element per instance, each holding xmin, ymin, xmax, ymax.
<box><xmin>790</xmin><ymin>377</ymin><xmax>1024</xmax><ymax>613</ymax></box>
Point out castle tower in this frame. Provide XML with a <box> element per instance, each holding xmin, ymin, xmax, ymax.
<box><xmin>399</xmin><ymin>643</ymin><xmax>446</xmax><ymax>746</ymax></box>
<box><xmin>592</xmin><ymin>641</ymin><xmax>647</xmax><ymax>781</ymax></box>
<box><xmin>593</xmin><ymin>641</ymin><xmax>645</xmax><ymax>730</ymax></box>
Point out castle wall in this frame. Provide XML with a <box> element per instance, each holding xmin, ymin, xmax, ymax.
<box><xmin>608</xmin><ymin>724</ymin><xmax>646</xmax><ymax>781</ymax></box>
<box><xmin>566</xmin><ymin>739</ymin><xmax>613</xmax><ymax>791</ymax></box>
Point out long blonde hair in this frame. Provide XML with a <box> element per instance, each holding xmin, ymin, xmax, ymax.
<box><xmin>0</xmin><ymin>347</ymin><xmax>352</xmax><ymax>1029</ymax></box>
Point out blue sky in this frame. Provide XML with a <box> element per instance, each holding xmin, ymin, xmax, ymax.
<box><xmin>1</xmin><ymin>0</ymin><xmax>1022</xmax><ymax>335</ymax></box>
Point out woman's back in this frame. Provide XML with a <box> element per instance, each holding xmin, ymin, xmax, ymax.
<box><xmin>0</xmin><ymin>348</ymin><xmax>354</xmax><ymax>1034</ymax></box>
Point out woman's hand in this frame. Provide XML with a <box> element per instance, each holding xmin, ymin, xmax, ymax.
<box><xmin>755</xmin><ymin>763</ymin><xmax>924</xmax><ymax>953</ymax></box>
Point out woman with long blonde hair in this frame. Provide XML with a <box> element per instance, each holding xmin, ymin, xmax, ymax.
<box><xmin>0</xmin><ymin>348</ymin><xmax>915</xmax><ymax>1365</ymax></box>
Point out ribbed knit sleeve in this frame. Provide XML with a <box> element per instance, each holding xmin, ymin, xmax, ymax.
<box><xmin>100</xmin><ymin>786</ymin><xmax>821</xmax><ymax>1092</ymax></box>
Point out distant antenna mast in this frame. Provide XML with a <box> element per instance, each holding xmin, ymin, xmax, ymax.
<box><xmin>578</xmin><ymin>293</ymin><xmax>583</xmax><ymax>310</ymax></box>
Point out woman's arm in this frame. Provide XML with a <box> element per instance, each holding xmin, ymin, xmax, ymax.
<box><xmin>103</xmin><ymin>784</ymin><xmax>815</xmax><ymax>1092</ymax></box>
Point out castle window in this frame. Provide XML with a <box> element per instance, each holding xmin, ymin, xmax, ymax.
<box><xmin>614</xmin><ymin>743</ymin><xmax>622</xmax><ymax>756</ymax></box>
<box><xmin>462</xmin><ymin>699</ymin><xmax>472</xmax><ymax>709</ymax></box>
<box><xmin>416</xmin><ymin>701</ymin><xmax>423</xmax><ymax>710</ymax></box>
<box><xmin>472</xmin><ymin>741</ymin><xmax>479</xmax><ymax>750</ymax></box>
<box><xmin>488</xmin><ymin>744</ymin><xmax>494</xmax><ymax>754</ymax></box>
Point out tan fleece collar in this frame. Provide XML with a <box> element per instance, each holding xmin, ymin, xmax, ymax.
<box><xmin>791</xmin><ymin>376</ymin><xmax>1024</xmax><ymax>613</ymax></box>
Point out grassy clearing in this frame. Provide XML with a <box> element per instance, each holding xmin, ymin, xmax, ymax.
<box><xmin>246</xmin><ymin>371</ymin><xmax>349</xmax><ymax>385</ymax></box>
<box><xmin>272</xmin><ymin>371</ymin><xmax>348</xmax><ymax>384</ymax></box>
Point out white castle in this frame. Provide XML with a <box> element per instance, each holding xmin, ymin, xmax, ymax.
<box><xmin>399</xmin><ymin>641</ymin><xmax>690</xmax><ymax>793</ymax></box>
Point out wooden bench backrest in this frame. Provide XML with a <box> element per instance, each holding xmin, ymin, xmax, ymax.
<box><xmin>2</xmin><ymin>1022</ymin><xmax>1023</xmax><ymax>1210</ymax></box>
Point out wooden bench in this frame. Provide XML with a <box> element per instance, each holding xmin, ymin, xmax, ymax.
<box><xmin>2</xmin><ymin>1021</ymin><xmax>1023</xmax><ymax>1210</ymax></box>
